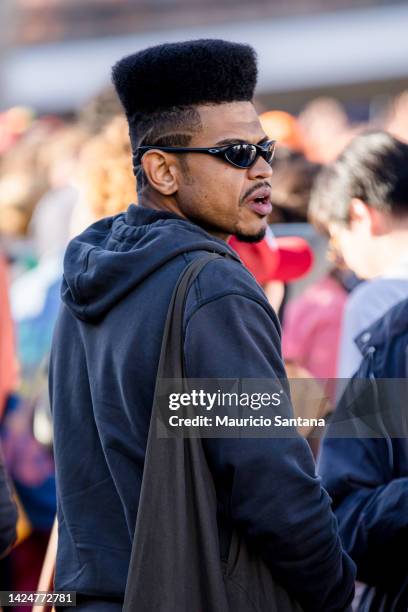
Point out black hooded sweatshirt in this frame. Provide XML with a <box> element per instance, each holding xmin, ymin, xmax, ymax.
<box><xmin>50</xmin><ymin>204</ymin><xmax>355</xmax><ymax>610</ymax></box>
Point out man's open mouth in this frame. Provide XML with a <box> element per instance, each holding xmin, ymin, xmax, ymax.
<box><xmin>247</xmin><ymin>187</ymin><xmax>272</xmax><ymax>216</ymax></box>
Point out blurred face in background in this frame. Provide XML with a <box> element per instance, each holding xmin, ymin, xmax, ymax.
<box><xmin>71</xmin><ymin>115</ymin><xmax>136</xmax><ymax>237</ymax></box>
<box><xmin>329</xmin><ymin>223</ymin><xmax>373</xmax><ymax>279</ymax></box>
<box><xmin>328</xmin><ymin>198</ymin><xmax>405</xmax><ymax>279</ymax></box>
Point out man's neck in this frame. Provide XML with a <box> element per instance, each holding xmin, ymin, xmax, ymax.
<box><xmin>139</xmin><ymin>191</ymin><xmax>229</xmax><ymax>242</ymax></box>
<box><xmin>139</xmin><ymin>191</ymin><xmax>187</xmax><ymax>219</ymax></box>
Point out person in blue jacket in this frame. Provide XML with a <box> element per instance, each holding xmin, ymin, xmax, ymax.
<box><xmin>319</xmin><ymin>298</ymin><xmax>408</xmax><ymax>611</ymax></box>
<box><xmin>50</xmin><ymin>39</ymin><xmax>355</xmax><ymax>610</ymax></box>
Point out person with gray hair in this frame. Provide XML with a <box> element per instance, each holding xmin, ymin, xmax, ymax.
<box><xmin>311</xmin><ymin>131</ymin><xmax>408</xmax><ymax>610</ymax></box>
<box><xmin>309</xmin><ymin>130</ymin><xmax>408</xmax><ymax>380</ymax></box>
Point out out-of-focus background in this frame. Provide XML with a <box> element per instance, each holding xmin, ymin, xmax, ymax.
<box><xmin>1</xmin><ymin>0</ymin><xmax>408</xmax><ymax>603</ymax></box>
<box><xmin>2</xmin><ymin>0</ymin><xmax>408</xmax><ymax>114</ymax></box>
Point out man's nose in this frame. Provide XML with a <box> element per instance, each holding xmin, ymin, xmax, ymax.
<box><xmin>247</xmin><ymin>156</ymin><xmax>273</xmax><ymax>180</ymax></box>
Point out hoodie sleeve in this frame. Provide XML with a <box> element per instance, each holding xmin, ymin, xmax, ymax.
<box><xmin>0</xmin><ymin>445</ymin><xmax>17</xmax><ymax>558</ymax></box>
<box><xmin>184</xmin><ymin>292</ymin><xmax>355</xmax><ymax>612</ymax></box>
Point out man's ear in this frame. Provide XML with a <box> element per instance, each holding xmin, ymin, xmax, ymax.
<box><xmin>349</xmin><ymin>197</ymin><xmax>388</xmax><ymax>235</ymax></box>
<box><xmin>349</xmin><ymin>198</ymin><xmax>370</xmax><ymax>222</ymax></box>
<box><xmin>141</xmin><ymin>151</ymin><xmax>180</xmax><ymax>195</ymax></box>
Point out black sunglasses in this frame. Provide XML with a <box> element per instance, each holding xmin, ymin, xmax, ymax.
<box><xmin>136</xmin><ymin>139</ymin><xmax>276</xmax><ymax>169</ymax></box>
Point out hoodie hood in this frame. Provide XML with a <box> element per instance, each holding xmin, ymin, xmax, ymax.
<box><xmin>62</xmin><ymin>204</ymin><xmax>238</xmax><ymax>322</ymax></box>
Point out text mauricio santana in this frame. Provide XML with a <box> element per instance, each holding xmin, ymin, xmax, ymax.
<box><xmin>168</xmin><ymin>415</ymin><xmax>326</xmax><ymax>428</ymax></box>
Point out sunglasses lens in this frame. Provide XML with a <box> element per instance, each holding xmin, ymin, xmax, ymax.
<box><xmin>226</xmin><ymin>144</ymin><xmax>257</xmax><ymax>168</ymax></box>
<box><xmin>263</xmin><ymin>141</ymin><xmax>276</xmax><ymax>164</ymax></box>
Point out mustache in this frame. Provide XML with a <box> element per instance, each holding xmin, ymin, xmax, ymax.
<box><xmin>240</xmin><ymin>181</ymin><xmax>271</xmax><ymax>204</ymax></box>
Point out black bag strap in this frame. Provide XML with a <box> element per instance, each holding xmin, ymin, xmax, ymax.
<box><xmin>123</xmin><ymin>250</ymin><xmax>304</xmax><ymax>612</ymax></box>
<box><xmin>123</xmin><ymin>252</ymin><xmax>230</xmax><ymax>612</ymax></box>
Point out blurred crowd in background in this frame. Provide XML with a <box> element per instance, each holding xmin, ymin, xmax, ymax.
<box><xmin>1</xmin><ymin>81</ymin><xmax>408</xmax><ymax>598</ymax></box>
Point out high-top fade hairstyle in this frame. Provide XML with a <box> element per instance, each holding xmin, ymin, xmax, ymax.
<box><xmin>112</xmin><ymin>39</ymin><xmax>258</xmax><ymax>191</ymax></box>
<box><xmin>309</xmin><ymin>131</ymin><xmax>408</xmax><ymax>233</ymax></box>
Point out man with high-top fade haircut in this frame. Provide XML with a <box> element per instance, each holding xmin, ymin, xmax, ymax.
<box><xmin>50</xmin><ymin>40</ymin><xmax>355</xmax><ymax>610</ymax></box>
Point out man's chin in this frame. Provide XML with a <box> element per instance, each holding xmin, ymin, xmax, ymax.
<box><xmin>233</xmin><ymin>227</ymin><xmax>267</xmax><ymax>243</ymax></box>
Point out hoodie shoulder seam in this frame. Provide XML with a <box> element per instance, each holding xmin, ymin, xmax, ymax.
<box><xmin>185</xmin><ymin>291</ymin><xmax>278</xmax><ymax>330</ymax></box>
